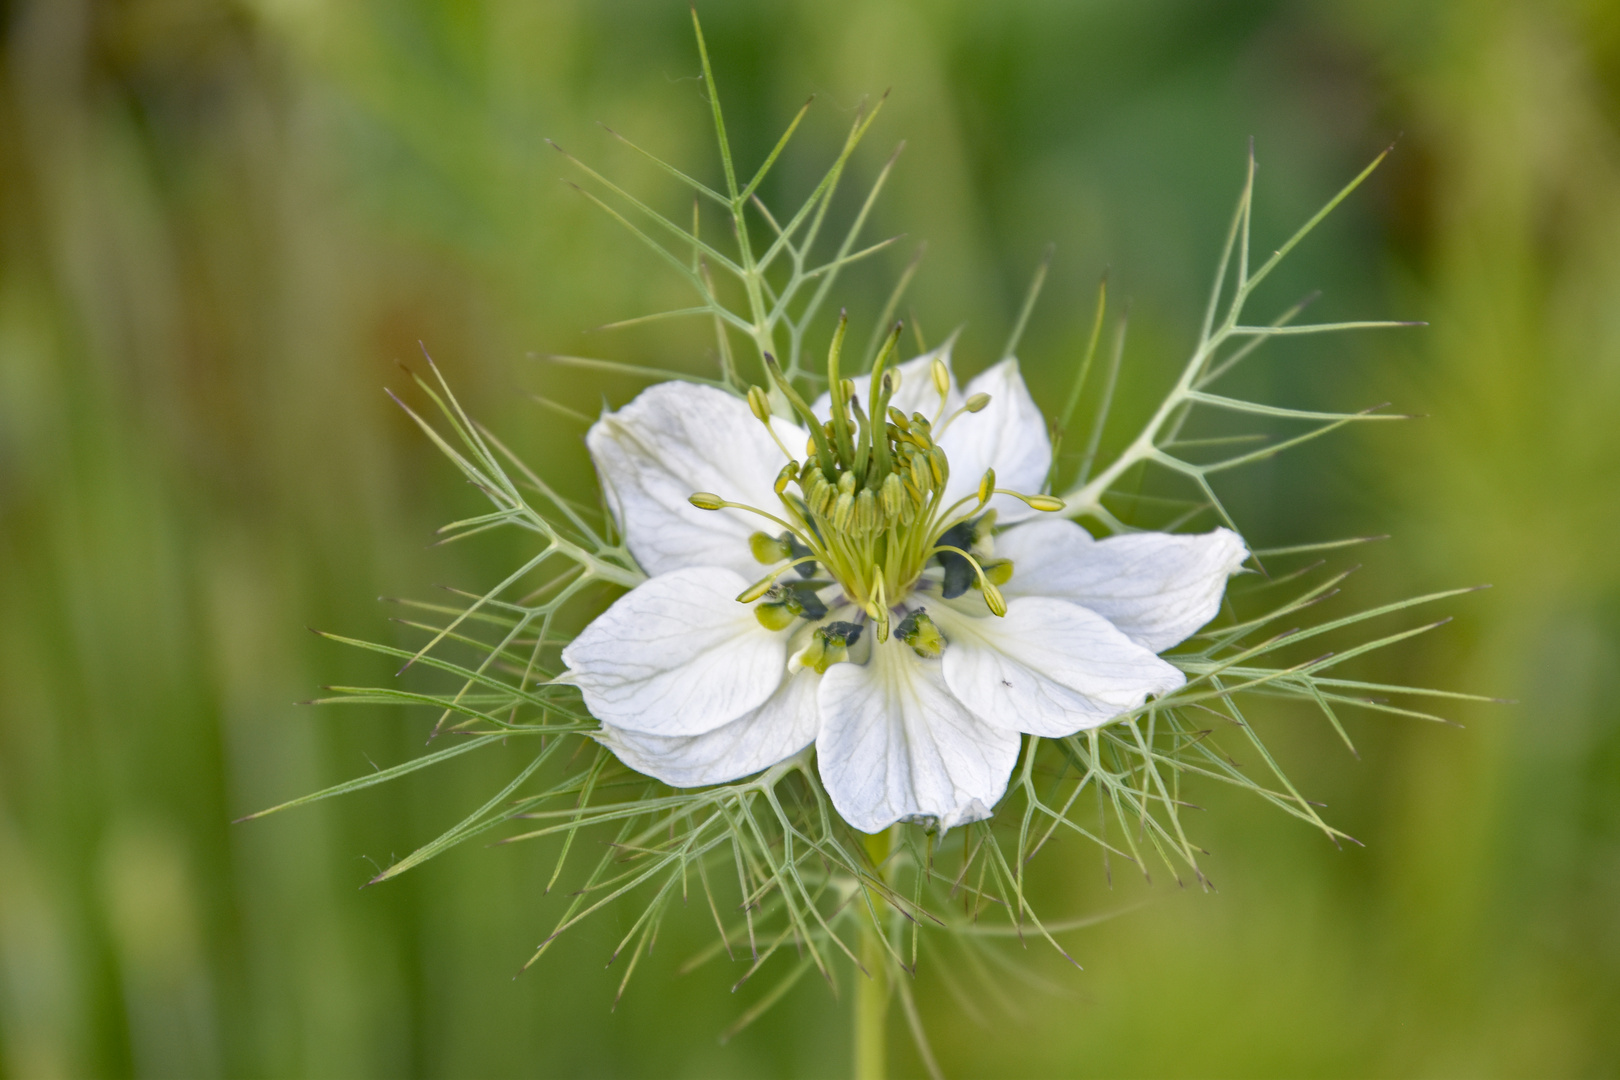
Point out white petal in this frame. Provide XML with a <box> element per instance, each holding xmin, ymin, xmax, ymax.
<box><xmin>933</xmin><ymin>595</ymin><xmax>1185</xmax><ymax>738</ymax></box>
<box><xmin>811</xmin><ymin>340</ymin><xmax>963</xmax><ymax>424</ymax></box>
<box><xmin>588</xmin><ymin>381</ymin><xmax>805</xmax><ymax>578</ymax></box>
<box><xmin>933</xmin><ymin>597</ymin><xmax>1185</xmax><ymax>737</ymax></box>
<box><xmin>560</xmin><ymin>567</ymin><xmax>786</xmax><ymax>736</ymax></box>
<box><xmin>816</xmin><ymin>638</ymin><xmax>1020</xmax><ymax>833</ymax></box>
<box><xmin>996</xmin><ymin>519</ymin><xmax>1248</xmax><ymax>652</ymax></box>
<box><xmin>596</xmin><ymin>668</ymin><xmax>819</xmax><ymax>787</ymax></box>
<box><xmin>935</xmin><ymin>358</ymin><xmax>1052</xmax><ymax>525</ymax></box>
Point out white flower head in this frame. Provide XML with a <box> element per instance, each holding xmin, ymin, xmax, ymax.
<box><xmin>562</xmin><ymin>330</ymin><xmax>1247</xmax><ymax>833</ymax></box>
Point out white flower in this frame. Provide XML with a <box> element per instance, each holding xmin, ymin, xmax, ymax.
<box><xmin>561</xmin><ymin>343</ymin><xmax>1247</xmax><ymax>833</ymax></box>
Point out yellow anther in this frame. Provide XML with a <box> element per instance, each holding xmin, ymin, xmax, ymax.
<box><xmin>928</xmin><ymin>447</ymin><xmax>948</xmax><ymax>487</ymax></box>
<box><xmin>832</xmin><ymin>491</ymin><xmax>855</xmax><ymax>530</ymax></box>
<box><xmin>805</xmin><ymin>434</ymin><xmax>818</xmax><ymax>458</ymax></box>
<box><xmin>909</xmin><ymin>457</ymin><xmax>930</xmax><ymax>493</ymax></box>
<box><xmin>888</xmin><ymin>407</ymin><xmax>911</xmax><ymax>432</ymax></box>
<box><xmin>977</xmin><ymin>468</ymin><xmax>996</xmax><ymax>507</ymax></box>
<box><xmin>854</xmin><ymin>489</ymin><xmax>878</xmax><ymax>534</ymax></box>
<box><xmin>689</xmin><ymin>492</ymin><xmax>724</xmax><ymax>511</ymax></box>
<box><xmin>1022</xmin><ymin>494</ymin><xmax>1066</xmax><ymax>512</ymax></box>
<box><xmin>813</xmin><ymin>480</ymin><xmax>836</xmax><ymax>517</ymax></box>
<box><xmin>931</xmin><ymin>357</ymin><xmax>950</xmax><ymax>400</ymax></box>
<box><xmin>964</xmin><ymin>392</ymin><xmax>991</xmax><ymax>413</ymax></box>
<box><xmin>837</xmin><ymin>471</ymin><xmax>857</xmax><ymax>495</ymax></box>
<box><xmin>736</xmin><ymin>575</ymin><xmax>777</xmax><ymax>603</ymax></box>
<box><xmin>880</xmin><ymin>473</ymin><xmax>904</xmax><ymax>518</ymax></box>
<box><xmin>747</xmin><ymin>385</ymin><xmax>772</xmax><ymax>422</ymax></box>
<box><xmin>983</xmin><ymin>581</ymin><xmax>1008</xmax><ymax>617</ymax></box>
<box><xmin>773</xmin><ymin>462</ymin><xmax>797</xmax><ymax>495</ymax></box>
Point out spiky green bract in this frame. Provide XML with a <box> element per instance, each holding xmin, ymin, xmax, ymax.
<box><xmin>1051</xmin><ymin>145</ymin><xmax>1423</xmax><ymax>536</ymax></box>
<box><xmin>252</xmin><ymin>19</ymin><xmax>1479</xmax><ymax>1064</ymax></box>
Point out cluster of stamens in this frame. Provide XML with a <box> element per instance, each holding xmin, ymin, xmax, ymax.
<box><xmin>689</xmin><ymin>315</ymin><xmax>1063</xmax><ymax>651</ymax></box>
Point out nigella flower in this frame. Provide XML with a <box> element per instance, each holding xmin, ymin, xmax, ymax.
<box><xmin>561</xmin><ymin>332</ymin><xmax>1247</xmax><ymax>833</ymax></box>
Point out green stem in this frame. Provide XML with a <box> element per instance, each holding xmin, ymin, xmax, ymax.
<box><xmin>854</xmin><ymin>829</ymin><xmax>893</xmax><ymax>1080</ymax></box>
<box><xmin>855</xmin><ymin>919</ymin><xmax>889</xmax><ymax>1080</ymax></box>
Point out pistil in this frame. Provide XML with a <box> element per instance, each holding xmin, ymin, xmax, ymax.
<box><xmin>688</xmin><ymin>321</ymin><xmax>1068</xmax><ymax>640</ymax></box>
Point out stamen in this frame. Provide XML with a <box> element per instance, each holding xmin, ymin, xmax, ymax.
<box><xmin>735</xmin><ymin>555</ymin><xmax>824</xmax><ymax>602</ymax></box>
<box><xmin>998</xmin><ymin>491</ymin><xmax>1066</xmax><ymax>512</ymax></box>
<box><xmin>932</xmin><ymin>544</ymin><xmax>1008</xmax><ymax>616</ymax></box>
<box><xmin>880</xmin><ymin>473</ymin><xmax>904</xmax><ymax>519</ymax></box>
<box><xmin>868</xmin><ymin>576</ymin><xmax>891</xmax><ymax>642</ymax></box>
<box><xmin>688</xmin><ymin>492</ymin><xmax>724</xmax><ymax>510</ymax></box>
<box><xmin>854</xmin><ymin>489</ymin><xmax>878</xmax><ymax>534</ymax></box>
<box><xmin>831</xmin><ymin>489</ymin><xmax>855</xmax><ymax>530</ymax></box>
<box><xmin>748</xmin><ymin>386</ymin><xmax>798</xmax><ymax>462</ymax></box>
<box><xmin>980</xmin><ymin>558</ymin><xmax>1014</xmax><ymax>586</ymax></box>
<box><xmin>930</xmin><ymin>357</ymin><xmax>951</xmax><ymax>423</ymax></box>
<box><xmin>933</xmin><ymin>391</ymin><xmax>991</xmax><ymax>436</ymax></box>
<box><xmin>746</xmin><ymin>385</ymin><xmax>771</xmax><ymax>422</ymax></box>
<box><xmin>744</xmin><ymin>328</ymin><xmax>1038</xmax><ymax>625</ymax></box>
<box><xmin>688</xmin><ymin>491</ymin><xmax>801</xmax><ymax>534</ymax></box>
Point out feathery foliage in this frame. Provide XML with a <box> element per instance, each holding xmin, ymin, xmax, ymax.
<box><xmin>252</xmin><ymin>12</ymin><xmax>1483</xmax><ymax>1061</ymax></box>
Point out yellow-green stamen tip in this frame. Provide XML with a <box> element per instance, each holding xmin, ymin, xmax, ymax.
<box><xmin>689</xmin><ymin>492</ymin><xmax>724</xmax><ymax>510</ymax></box>
<box><xmin>747</xmin><ymin>385</ymin><xmax>772</xmax><ymax>422</ymax></box>
<box><xmin>964</xmin><ymin>392</ymin><xmax>991</xmax><ymax>413</ymax></box>
<box><xmin>736</xmin><ymin>575</ymin><xmax>776</xmax><ymax>603</ymax></box>
<box><xmin>1022</xmin><ymin>494</ymin><xmax>1065</xmax><ymax>512</ymax></box>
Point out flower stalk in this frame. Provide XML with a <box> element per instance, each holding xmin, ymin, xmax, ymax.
<box><xmin>856</xmin><ymin>827</ymin><xmax>895</xmax><ymax>1080</ymax></box>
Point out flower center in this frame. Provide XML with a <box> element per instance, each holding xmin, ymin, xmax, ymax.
<box><xmin>689</xmin><ymin>316</ymin><xmax>1063</xmax><ymax>642</ymax></box>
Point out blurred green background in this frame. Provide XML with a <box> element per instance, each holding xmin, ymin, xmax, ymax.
<box><xmin>2</xmin><ymin>0</ymin><xmax>1618</xmax><ymax>1076</ymax></box>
